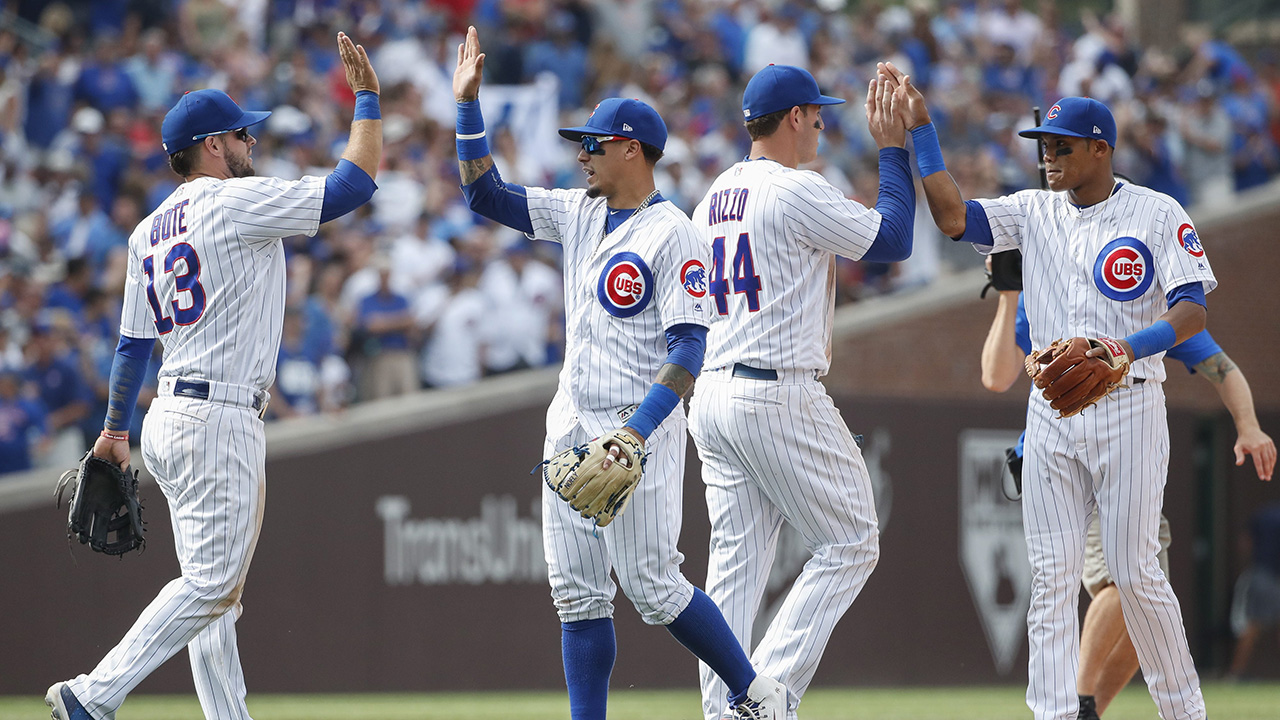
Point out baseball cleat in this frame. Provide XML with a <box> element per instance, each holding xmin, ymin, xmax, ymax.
<box><xmin>731</xmin><ymin>675</ymin><xmax>788</xmax><ymax>720</ymax></box>
<box><xmin>45</xmin><ymin>682</ymin><xmax>92</xmax><ymax>720</ymax></box>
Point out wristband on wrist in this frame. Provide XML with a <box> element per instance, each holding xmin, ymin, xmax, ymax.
<box><xmin>354</xmin><ymin>90</ymin><xmax>380</xmax><ymax>121</ymax></box>
<box><xmin>910</xmin><ymin>122</ymin><xmax>946</xmax><ymax>177</ymax></box>
<box><xmin>1122</xmin><ymin>320</ymin><xmax>1178</xmax><ymax>360</ymax></box>
<box><xmin>624</xmin><ymin>383</ymin><xmax>681</xmax><ymax>441</ymax></box>
<box><xmin>456</xmin><ymin>100</ymin><xmax>489</xmax><ymax>161</ymax></box>
<box><xmin>100</xmin><ymin>429</ymin><xmax>129</xmax><ymax>441</ymax></box>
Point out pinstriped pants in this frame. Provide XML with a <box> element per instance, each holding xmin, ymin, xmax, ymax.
<box><xmin>1022</xmin><ymin>382</ymin><xmax>1204</xmax><ymax>720</ymax></box>
<box><xmin>68</xmin><ymin>396</ymin><xmax>266</xmax><ymax>720</ymax></box>
<box><xmin>542</xmin><ymin>413</ymin><xmax>697</xmax><ymax>627</ymax></box>
<box><xmin>690</xmin><ymin>371</ymin><xmax>880</xmax><ymax>720</ymax></box>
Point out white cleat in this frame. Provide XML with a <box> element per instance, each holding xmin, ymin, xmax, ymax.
<box><xmin>731</xmin><ymin>675</ymin><xmax>788</xmax><ymax>720</ymax></box>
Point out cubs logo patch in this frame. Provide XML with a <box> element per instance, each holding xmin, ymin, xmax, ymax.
<box><xmin>681</xmin><ymin>259</ymin><xmax>707</xmax><ymax>298</ymax></box>
<box><xmin>1046</xmin><ymin>104</ymin><xmax>1060</xmax><ymax>119</ymax></box>
<box><xmin>1093</xmin><ymin>237</ymin><xmax>1154</xmax><ymax>302</ymax></box>
<box><xmin>597</xmin><ymin>252</ymin><xmax>654</xmax><ymax>318</ymax></box>
<box><xmin>1177</xmin><ymin>223</ymin><xmax>1204</xmax><ymax>258</ymax></box>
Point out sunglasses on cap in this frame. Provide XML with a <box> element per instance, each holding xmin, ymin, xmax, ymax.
<box><xmin>192</xmin><ymin>127</ymin><xmax>251</xmax><ymax>143</ymax></box>
<box><xmin>580</xmin><ymin>135</ymin><xmax>626</xmax><ymax>155</ymax></box>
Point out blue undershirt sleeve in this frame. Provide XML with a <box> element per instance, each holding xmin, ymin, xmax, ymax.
<box><xmin>664</xmin><ymin>323</ymin><xmax>707</xmax><ymax>378</ymax></box>
<box><xmin>104</xmin><ymin>336</ymin><xmax>156</xmax><ymax>432</ymax></box>
<box><xmin>955</xmin><ymin>200</ymin><xmax>994</xmax><ymax>245</ymax></box>
<box><xmin>860</xmin><ymin>147</ymin><xmax>915</xmax><ymax>263</ymax></box>
<box><xmin>1165</xmin><ymin>329</ymin><xmax>1221</xmax><ymax>373</ymax></box>
<box><xmin>461</xmin><ymin>165</ymin><xmax>535</xmax><ymax>235</ymax></box>
<box><xmin>1166</xmin><ymin>282</ymin><xmax>1206</xmax><ymax>309</ymax></box>
<box><xmin>320</xmin><ymin>159</ymin><xmax>378</xmax><ymax>224</ymax></box>
<box><xmin>1014</xmin><ymin>294</ymin><xmax>1031</xmax><ymax>356</ymax></box>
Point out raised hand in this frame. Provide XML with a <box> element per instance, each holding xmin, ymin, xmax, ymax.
<box><xmin>453</xmin><ymin>25</ymin><xmax>486</xmax><ymax>102</ymax></box>
<box><xmin>338</xmin><ymin>32</ymin><xmax>379</xmax><ymax>96</ymax></box>
<box><xmin>879</xmin><ymin>61</ymin><xmax>929</xmax><ymax>130</ymax></box>
<box><xmin>865</xmin><ymin>73</ymin><xmax>906</xmax><ymax>149</ymax></box>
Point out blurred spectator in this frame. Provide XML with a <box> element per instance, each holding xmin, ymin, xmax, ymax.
<box><xmin>744</xmin><ymin>7</ymin><xmax>807</xmax><ymax>74</ymax></box>
<box><xmin>421</xmin><ymin>260</ymin><xmax>486</xmax><ymax>389</ymax></box>
<box><xmin>23</xmin><ymin>323</ymin><xmax>86</xmax><ymax>466</ymax></box>
<box><xmin>0</xmin><ymin>368</ymin><xmax>47</xmax><ymax>474</ymax></box>
<box><xmin>355</xmin><ymin>256</ymin><xmax>417</xmax><ymax>400</ymax></box>
<box><xmin>74</xmin><ymin>35</ymin><xmax>139</xmax><ymax>114</ymax></box>
<box><xmin>479</xmin><ymin>240</ymin><xmax>562</xmax><ymax>374</ymax></box>
<box><xmin>125</xmin><ymin>28</ymin><xmax>180</xmax><ymax>113</ymax></box>
<box><xmin>1180</xmin><ymin>81</ymin><xmax>1234</xmax><ymax>206</ymax></box>
<box><xmin>1228</xmin><ymin>504</ymin><xmax>1280</xmax><ymax>680</ymax></box>
<box><xmin>271</xmin><ymin>308</ymin><xmax>323</xmax><ymax>418</ymax></box>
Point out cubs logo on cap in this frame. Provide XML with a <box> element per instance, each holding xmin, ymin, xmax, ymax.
<box><xmin>559</xmin><ymin>98</ymin><xmax>668</xmax><ymax>152</ymax></box>
<box><xmin>1093</xmin><ymin>237</ymin><xmax>1154</xmax><ymax>301</ymax></box>
<box><xmin>1019</xmin><ymin>97</ymin><xmax>1117</xmax><ymax>148</ymax></box>
<box><xmin>1177</xmin><ymin>223</ymin><xmax>1204</xmax><ymax>258</ymax></box>
<box><xmin>597</xmin><ymin>252</ymin><xmax>654</xmax><ymax>317</ymax></box>
<box><xmin>681</xmin><ymin>260</ymin><xmax>707</xmax><ymax>298</ymax></box>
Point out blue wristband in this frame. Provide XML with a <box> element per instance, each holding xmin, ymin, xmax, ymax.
<box><xmin>910</xmin><ymin>122</ymin><xmax>946</xmax><ymax>177</ymax></box>
<box><xmin>1123</xmin><ymin>320</ymin><xmax>1178</xmax><ymax>360</ymax></box>
<box><xmin>354</xmin><ymin>90</ymin><xmax>380</xmax><ymax>121</ymax></box>
<box><xmin>456</xmin><ymin>100</ymin><xmax>489</xmax><ymax>161</ymax></box>
<box><xmin>625</xmin><ymin>383</ymin><xmax>681</xmax><ymax>440</ymax></box>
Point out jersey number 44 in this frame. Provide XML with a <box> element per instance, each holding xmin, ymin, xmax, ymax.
<box><xmin>710</xmin><ymin>233</ymin><xmax>762</xmax><ymax>315</ymax></box>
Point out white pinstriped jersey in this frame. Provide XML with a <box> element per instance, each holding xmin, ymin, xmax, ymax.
<box><xmin>525</xmin><ymin>187</ymin><xmax>711</xmax><ymax>414</ymax></box>
<box><xmin>691</xmin><ymin>159</ymin><xmax>881</xmax><ymax>375</ymax></box>
<box><xmin>976</xmin><ymin>183</ymin><xmax>1216</xmax><ymax>383</ymax></box>
<box><xmin>120</xmin><ymin>175</ymin><xmax>325</xmax><ymax>390</ymax></box>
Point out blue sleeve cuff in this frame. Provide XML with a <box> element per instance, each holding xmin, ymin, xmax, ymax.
<box><xmin>1166</xmin><ymin>282</ymin><xmax>1206</xmax><ymax>309</ymax></box>
<box><xmin>461</xmin><ymin>165</ymin><xmax>534</xmax><ymax>235</ymax></box>
<box><xmin>862</xmin><ymin>147</ymin><xmax>915</xmax><ymax>263</ymax></box>
<box><xmin>955</xmin><ymin>200</ymin><xmax>994</xmax><ymax>245</ymax></box>
<box><xmin>320</xmin><ymin>159</ymin><xmax>377</xmax><ymax>224</ymax></box>
<box><xmin>664</xmin><ymin>323</ymin><xmax>707</xmax><ymax>378</ymax></box>
<box><xmin>624</xmin><ymin>383</ymin><xmax>682</xmax><ymax>440</ymax></box>
<box><xmin>104</xmin><ymin>336</ymin><xmax>156</xmax><ymax>432</ymax></box>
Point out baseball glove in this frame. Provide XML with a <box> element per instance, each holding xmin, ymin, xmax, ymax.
<box><xmin>536</xmin><ymin>430</ymin><xmax>647</xmax><ymax>528</ymax></box>
<box><xmin>1025</xmin><ymin>337</ymin><xmax>1131</xmax><ymax>418</ymax></box>
<box><xmin>981</xmin><ymin>249</ymin><xmax>1023</xmax><ymax>298</ymax></box>
<box><xmin>55</xmin><ymin>451</ymin><xmax>146</xmax><ymax>555</ymax></box>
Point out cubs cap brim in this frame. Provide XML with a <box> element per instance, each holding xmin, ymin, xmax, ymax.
<box><xmin>1017</xmin><ymin>125</ymin><xmax>1092</xmax><ymax>140</ymax></box>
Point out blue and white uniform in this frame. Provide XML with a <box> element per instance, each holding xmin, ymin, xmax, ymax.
<box><xmin>967</xmin><ymin>180</ymin><xmax>1216</xmax><ymax>720</ymax></box>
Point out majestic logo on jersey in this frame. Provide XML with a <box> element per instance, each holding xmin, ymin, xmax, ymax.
<box><xmin>1046</xmin><ymin>104</ymin><xmax>1060</xmax><ymax>119</ymax></box>
<box><xmin>681</xmin><ymin>260</ymin><xmax>707</xmax><ymax>298</ymax></box>
<box><xmin>597</xmin><ymin>252</ymin><xmax>654</xmax><ymax>318</ymax></box>
<box><xmin>1177</xmin><ymin>223</ymin><xmax>1204</xmax><ymax>258</ymax></box>
<box><xmin>1093</xmin><ymin>237</ymin><xmax>1154</xmax><ymax>301</ymax></box>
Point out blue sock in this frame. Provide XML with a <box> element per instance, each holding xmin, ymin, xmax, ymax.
<box><xmin>562</xmin><ymin>618</ymin><xmax>615</xmax><ymax>720</ymax></box>
<box><xmin>666</xmin><ymin>589</ymin><xmax>757</xmax><ymax>705</ymax></box>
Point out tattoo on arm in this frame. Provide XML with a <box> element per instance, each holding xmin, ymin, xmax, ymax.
<box><xmin>459</xmin><ymin>155</ymin><xmax>494</xmax><ymax>186</ymax></box>
<box><xmin>1193</xmin><ymin>351</ymin><xmax>1238</xmax><ymax>384</ymax></box>
<box><xmin>655</xmin><ymin>363</ymin><xmax>696</xmax><ymax>398</ymax></box>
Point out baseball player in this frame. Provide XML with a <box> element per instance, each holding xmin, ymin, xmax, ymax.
<box><xmin>46</xmin><ymin>34</ymin><xmax>382</xmax><ymax>720</ymax></box>
<box><xmin>984</xmin><ymin>282</ymin><xmax>1275</xmax><ymax>718</ymax></box>
<box><xmin>687</xmin><ymin>65</ymin><xmax>914</xmax><ymax>720</ymax></box>
<box><xmin>888</xmin><ymin>57</ymin><xmax>1217</xmax><ymax>719</ymax></box>
<box><xmin>451</xmin><ymin>27</ymin><xmax>785</xmax><ymax>720</ymax></box>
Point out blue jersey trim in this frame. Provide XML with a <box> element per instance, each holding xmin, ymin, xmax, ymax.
<box><xmin>665</xmin><ymin>323</ymin><xmax>707</xmax><ymax>378</ymax></box>
<box><xmin>320</xmin><ymin>159</ymin><xmax>377</xmax><ymax>224</ymax></box>
<box><xmin>862</xmin><ymin>147</ymin><xmax>915</xmax><ymax>262</ymax></box>
<box><xmin>1166</xmin><ymin>281</ymin><xmax>1206</xmax><ymax>309</ymax></box>
<box><xmin>1166</xmin><ymin>329</ymin><xmax>1221</xmax><ymax>372</ymax></box>
<box><xmin>955</xmin><ymin>200</ymin><xmax>994</xmax><ymax>245</ymax></box>
<box><xmin>461</xmin><ymin>165</ymin><xmax>534</xmax><ymax>235</ymax></box>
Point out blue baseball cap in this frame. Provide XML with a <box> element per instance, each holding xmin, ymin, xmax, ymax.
<box><xmin>161</xmin><ymin>90</ymin><xmax>271</xmax><ymax>154</ymax></box>
<box><xmin>1018</xmin><ymin>97</ymin><xmax>1116</xmax><ymax>147</ymax></box>
<box><xmin>742</xmin><ymin>64</ymin><xmax>844</xmax><ymax>120</ymax></box>
<box><xmin>559</xmin><ymin>98</ymin><xmax>668</xmax><ymax>151</ymax></box>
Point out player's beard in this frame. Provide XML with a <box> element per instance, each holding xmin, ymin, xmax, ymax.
<box><xmin>585</xmin><ymin>185</ymin><xmax>602</xmax><ymax>199</ymax></box>
<box><xmin>227</xmin><ymin>152</ymin><xmax>255</xmax><ymax>178</ymax></box>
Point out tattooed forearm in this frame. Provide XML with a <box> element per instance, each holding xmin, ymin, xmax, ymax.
<box><xmin>655</xmin><ymin>363</ymin><xmax>696</xmax><ymax>398</ymax></box>
<box><xmin>459</xmin><ymin>155</ymin><xmax>494</xmax><ymax>186</ymax></box>
<box><xmin>1193</xmin><ymin>351</ymin><xmax>1238</xmax><ymax>384</ymax></box>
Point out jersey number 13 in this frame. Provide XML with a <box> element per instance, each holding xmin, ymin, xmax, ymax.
<box><xmin>143</xmin><ymin>243</ymin><xmax>207</xmax><ymax>334</ymax></box>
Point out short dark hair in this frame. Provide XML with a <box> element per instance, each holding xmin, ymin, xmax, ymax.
<box><xmin>167</xmin><ymin>144</ymin><xmax>201</xmax><ymax>177</ymax></box>
<box><xmin>640</xmin><ymin>141</ymin><xmax>663</xmax><ymax>166</ymax></box>
<box><xmin>745</xmin><ymin>106</ymin><xmax>802</xmax><ymax>141</ymax></box>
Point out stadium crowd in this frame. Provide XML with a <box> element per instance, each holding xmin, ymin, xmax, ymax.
<box><xmin>1</xmin><ymin>0</ymin><xmax>1278</xmax><ymax>474</ymax></box>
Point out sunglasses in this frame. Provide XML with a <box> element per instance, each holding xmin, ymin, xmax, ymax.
<box><xmin>193</xmin><ymin>127</ymin><xmax>251</xmax><ymax>143</ymax></box>
<box><xmin>580</xmin><ymin>135</ymin><xmax>625</xmax><ymax>155</ymax></box>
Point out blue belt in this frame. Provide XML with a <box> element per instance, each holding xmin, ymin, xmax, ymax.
<box><xmin>174</xmin><ymin>379</ymin><xmax>268</xmax><ymax>413</ymax></box>
<box><xmin>731</xmin><ymin>363</ymin><xmax>778</xmax><ymax>381</ymax></box>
